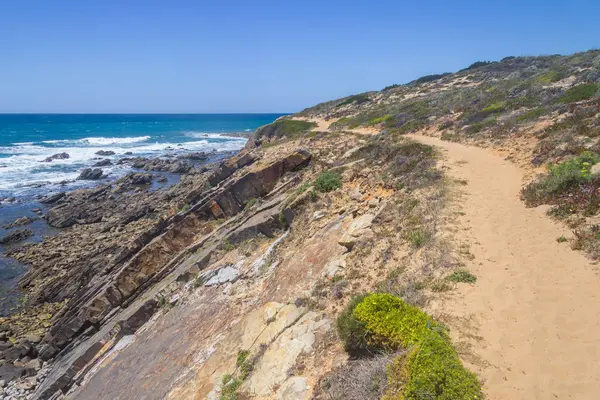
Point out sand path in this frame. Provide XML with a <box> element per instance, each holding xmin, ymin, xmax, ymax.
<box><xmin>409</xmin><ymin>134</ymin><xmax>600</xmax><ymax>400</ymax></box>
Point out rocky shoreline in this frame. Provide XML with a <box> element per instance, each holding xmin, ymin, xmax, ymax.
<box><xmin>0</xmin><ymin>148</ymin><xmax>254</xmax><ymax>398</ymax></box>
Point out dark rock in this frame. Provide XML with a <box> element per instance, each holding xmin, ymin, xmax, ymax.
<box><xmin>40</xmin><ymin>192</ymin><xmax>66</xmax><ymax>204</ymax></box>
<box><xmin>2</xmin><ymin>216</ymin><xmax>36</xmax><ymax>229</ymax></box>
<box><xmin>93</xmin><ymin>159</ymin><xmax>113</xmax><ymax>167</ymax></box>
<box><xmin>178</xmin><ymin>152</ymin><xmax>209</xmax><ymax>161</ymax></box>
<box><xmin>116</xmin><ymin>173</ymin><xmax>153</xmax><ymax>187</ymax></box>
<box><xmin>77</xmin><ymin>168</ymin><xmax>104</xmax><ymax>181</ymax></box>
<box><xmin>156</xmin><ymin>176</ymin><xmax>167</xmax><ymax>183</ymax></box>
<box><xmin>38</xmin><ymin>344</ymin><xmax>58</xmax><ymax>361</ymax></box>
<box><xmin>0</xmin><ymin>364</ymin><xmax>26</xmax><ymax>381</ymax></box>
<box><xmin>0</xmin><ymin>342</ymin><xmax>13</xmax><ymax>351</ymax></box>
<box><xmin>41</xmin><ymin>153</ymin><xmax>70</xmax><ymax>163</ymax></box>
<box><xmin>0</xmin><ymin>229</ymin><xmax>33</xmax><ymax>245</ymax></box>
<box><xmin>95</xmin><ymin>150</ymin><xmax>116</xmax><ymax>156</ymax></box>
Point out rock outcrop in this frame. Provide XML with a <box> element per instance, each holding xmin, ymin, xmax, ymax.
<box><xmin>0</xmin><ymin>229</ymin><xmax>33</xmax><ymax>245</ymax></box>
<box><xmin>41</xmin><ymin>153</ymin><xmax>69</xmax><ymax>163</ymax></box>
<box><xmin>76</xmin><ymin>168</ymin><xmax>104</xmax><ymax>180</ymax></box>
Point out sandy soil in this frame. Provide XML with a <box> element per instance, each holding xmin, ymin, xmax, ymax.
<box><xmin>291</xmin><ymin>116</ymin><xmax>379</xmax><ymax>135</ymax></box>
<box><xmin>410</xmin><ymin>134</ymin><xmax>600</xmax><ymax>400</ymax></box>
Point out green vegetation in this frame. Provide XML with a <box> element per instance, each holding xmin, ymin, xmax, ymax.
<box><xmin>447</xmin><ymin>269</ymin><xmax>477</xmax><ymax>283</ymax></box>
<box><xmin>338</xmin><ymin>93</ymin><xmax>371</xmax><ymax>107</ymax></box>
<box><xmin>243</xmin><ymin>198</ymin><xmax>257</xmax><ymax>210</ymax></box>
<box><xmin>253</xmin><ymin>119</ymin><xmax>316</xmax><ymax>142</ymax></box>
<box><xmin>314</xmin><ymin>170</ymin><xmax>342</xmax><ymax>193</ymax></box>
<box><xmin>536</xmin><ymin>70</ymin><xmax>565</xmax><ymax>84</ymax></box>
<box><xmin>220</xmin><ymin>374</ymin><xmax>243</xmax><ymax>400</ymax></box>
<box><xmin>558</xmin><ymin>83</ymin><xmax>599</xmax><ymax>103</ymax></box>
<box><xmin>463</xmin><ymin>60</ymin><xmax>495</xmax><ymax>71</ymax></box>
<box><xmin>516</xmin><ymin>107</ymin><xmax>546</xmax><ymax>122</ymax></box>
<box><xmin>337</xmin><ymin>294</ymin><xmax>482</xmax><ymax>400</ymax></box>
<box><xmin>522</xmin><ymin>151</ymin><xmax>600</xmax><ymax>206</ymax></box>
<box><xmin>413</xmin><ymin>73</ymin><xmax>452</xmax><ymax>85</ymax></box>
<box><xmin>404</xmin><ymin>228</ymin><xmax>430</xmax><ymax>248</ymax></box>
<box><xmin>368</xmin><ymin>114</ymin><xmax>394</xmax><ymax>125</ymax></box>
<box><xmin>556</xmin><ymin>236</ymin><xmax>568</xmax><ymax>243</ymax></box>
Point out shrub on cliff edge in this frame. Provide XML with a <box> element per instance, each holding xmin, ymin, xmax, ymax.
<box><xmin>337</xmin><ymin>293</ymin><xmax>483</xmax><ymax>400</ymax></box>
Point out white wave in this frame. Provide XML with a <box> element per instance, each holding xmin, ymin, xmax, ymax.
<box><xmin>39</xmin><ymin>136</ymin><xmax>151</xmax><ymax>146</ymax></box>
<box><xmin>0</xmin><ymin>136</ymin><xmax>247</xmax><ymax>192</ymax></box>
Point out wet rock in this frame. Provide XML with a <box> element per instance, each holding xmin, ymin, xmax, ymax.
<box><xmin>2</xmin><ymin>217</ymin><xmax>36</xmax><ymax>230</ymax></box>
<box><xmin>41</xmin><ymin>153</ymin><xmax>69</xmax><ymax>163</ymax></box>
<box><xmin>39</xmin><ymin>192</ymin><xmax>65</xmax><ymax>204</ymax></box>
<box><xmin>93</xmin><ymin>159</ymin><xmax>113</xmax><ymax>167</ymax></box>
<box><xmin>77</xmin><ymin>168</ymin><xmax>104</xmax><ymax>180</ymax></box>
<box><xmin>177</xmin><ymin>152</ymin><xmax>209</xmax><ymax>161</ymax></box>
<box><xmin>95</xmin><ymin>150</ymin><xmax>115</xmax><ymax>156</ymax></box>
<box><xmin>0</xmin><ymin>229</ymin><xmax>33</xmax><ymax>245</ymax></box>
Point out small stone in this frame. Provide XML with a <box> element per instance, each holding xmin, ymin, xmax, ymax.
<box><xmin>368</xmin><ymin>198</ymin><xmax>380</xmax><ymax>208</ymax></box>
<box><xmin>312</xmin><ymin>210</ymin><xmax>327</xmax><ymax>220</ymax></box>
<box><xmin>591</xmin><ymin>163</ymin><xmax>600</xmax><ymax>176</ymax></box>
<box><xmin>25</xmin><ymin>359</ymin><xmax>40</xmax><ymax>371</ymax></box>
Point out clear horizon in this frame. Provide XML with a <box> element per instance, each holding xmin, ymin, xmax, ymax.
<box><xmin>2</xmin><ymin>0</ymin><xmax>599</xmax><ymax>113</ymax></box>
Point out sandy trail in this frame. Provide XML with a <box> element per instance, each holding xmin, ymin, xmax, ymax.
<box><xmin>409</xmin><ymin>134</ymin><xmax>600</xmax><ymax>400</ymax></box>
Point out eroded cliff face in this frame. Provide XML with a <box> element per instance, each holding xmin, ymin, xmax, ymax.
<box><xmin>0</xmin><ymin>114</ymin><xmax>471</xmax><ymax>400</ymax></box>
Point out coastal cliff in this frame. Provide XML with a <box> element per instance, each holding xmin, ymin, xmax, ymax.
<box><xmin>1</xmin><ymin>49</ymin><xmax>600</xmax><ymax>399</ymax></box>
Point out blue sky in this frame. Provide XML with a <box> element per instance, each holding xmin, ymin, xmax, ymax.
<box><xmin>1</xmin><ymin>0</ymin><xmax>599</xmax><ymax>113</ymax></box>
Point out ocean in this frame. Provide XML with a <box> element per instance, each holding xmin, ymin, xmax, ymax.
<box><xmin>0</xmin><ymin>113</ymin><xmax>284</xmax><ymax>313</ymax></box>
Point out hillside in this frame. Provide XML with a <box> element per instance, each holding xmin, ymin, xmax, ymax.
<box><xmin>1</xmin><ymin>49</ymin><xmax>600</xmax><ymax>400</ymax></box>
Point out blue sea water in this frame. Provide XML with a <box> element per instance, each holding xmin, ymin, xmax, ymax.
<box><xmin>0</xmin><ymin>114</ymin><xmax>284</xmax><ymax>313</ymax></box>
<box><xmin>0</xmin><ymin>114</ymin><xmax>285</xmax><ymax>197</ymax></box>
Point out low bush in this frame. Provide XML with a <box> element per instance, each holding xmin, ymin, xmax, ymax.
<box><xmin>462</xmin><ymin>60</ymin><xmax>495</xmax><ymax>71</ymax></box>
<box><xmin>447</xmin><ymin>269</ymin><xmax>477</xmax><ymax>283</ymax></box>
<box><xmin>336</xmin><ymin>294</ymin><xmax>375</xmax><ymax>355</ymax></box>
<box><xmin>338</xmin><ymin>93</ymin><xmax>371</xmax><ymax>107</ymax></box>
<box><xmin>413</xmin><ymin>73</ymin><xmax>452</xmax><ymax>85</ymax></box>
<box><xmin>314</xmin><ymin>170</ymin><xmax>342</xmax><ymax>193</ymax></box>
<box><xmin>253</xmin><ymin>119</ymin><xmax>316</xmax><ymax>142</ymax></box>
<box><xmin>536</xmin><ymin>70</ymin><xmax>565</xmax><ymax>84</ymax></box>
<box><xmin>516</xmin><ymin>107</ymin><xmax>546</xmax><ymax>122</ymax></box>
<box><xmin>522</xmin><ymin>151</ymin><xmax>600</xmax><ymax>206</ymax></box>
<box><xmin>337</xmin><ymin>294</ymin><xmax>483</xmax><ymax>400</ymax></box>
<box><xmin>558</xmin><ymin>83</ymin><xmax>599</xmax><ymax>103</ymax></box>
<box><xmin>404</xmin><ymin>228</ymin><xmax>430</xmax><ymax>248</ymax></box>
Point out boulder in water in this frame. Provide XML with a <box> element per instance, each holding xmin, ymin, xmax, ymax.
<box><xmin>95</xmin><ymin>150</ymin><xmax>116</xmax><ymax>156</ymax></box>
<box><xmin>41</xmin><ymin>153</ymin><xmax>70</xmax><ymax>162</ymax></box>
<box><xmin>77</xmin><ymin>168</ymin><xmax>104</xmax><ymax>180</ymax></box>
<box><xmin>93</xmin><ymin>159</ymin><xmax>113</xmax><ymax>167</ymax></box>
<box><xmin>0</xmin><ymin>229</ymin><xmax>33</xmax><ymax>245</ymax></box>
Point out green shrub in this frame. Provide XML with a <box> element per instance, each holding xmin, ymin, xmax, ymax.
<box><xmin>522</xmin><ymin>151</ymin><xmax>600</xmax><ymax>205</ymax></box>
<box><xmin>343</xmin><ymin>293</ymin><xmax>483</xmax><ymax>400</ymax></box>
<box><xmin>314</xmin><ymin>170</ymin><xmax>342</xmax><ymax>193</ymax></box>
<box><xmin>404</xmin><ymin>228</ymin><xmax>430</xmax><ymax>248</ymax></box>
<box><xmin>395</xmin><ymin>328</ymin><xmax>483</xmax><ymax>400</ymax></box>
<box><xmin>516</xmin><ymin>107</ymin><xmax>546</xmax><ymax>122</ymax></box>
<box><xmin>220</xmin><ymin>374</ymin><xmax>243</xmax><ymax>400</ymax></box>
<box><xmin>336</xmin><ymin>294</ymin><xmax>376</xmax><ymax>355</ymax></box>
<box><xmin>338</xmin><ymin>93</ymin><xmax>371</xmax><ymax>107</ymax></box>
<box><xmin>558</xmin><ymin>83</ymin><xmax>599</xmax><ymax>103</ymax></box>
<box><xmin>369</xmin><ymin>114</ymin><xmax>394</xmax><ymax>125</ymax></box>
<box><xmin>413</xmin><ymin>73</ymin><xmax>451</xmax><ymax>85</ymax></box>
<box><xmin>536</xmin><ymin>70</ymin><xmax>565</xmax><ymax>84</ymax></box>
<box><xmin>244</xmin><ymin>198</ymin><xmax>257</xmax><ymax>210</ymax></box>
<box><xmin>462</xmin><ymin>60</ymin><xmax>494</xmax><ymax>71</ymax></box>
<box><xmin>447</xmin><ymin>269</ymin><xmax>477</xmax><ymax>283</ymax></box>
<box><xmin>480</xmin><ymin>102</ymin><xmax>506</xmax><ymax>115</ymax></box>
<box><xmin>253</xmin><ymin>119</ymin><xmax>316</xmax><ymax>142</ymax></box>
